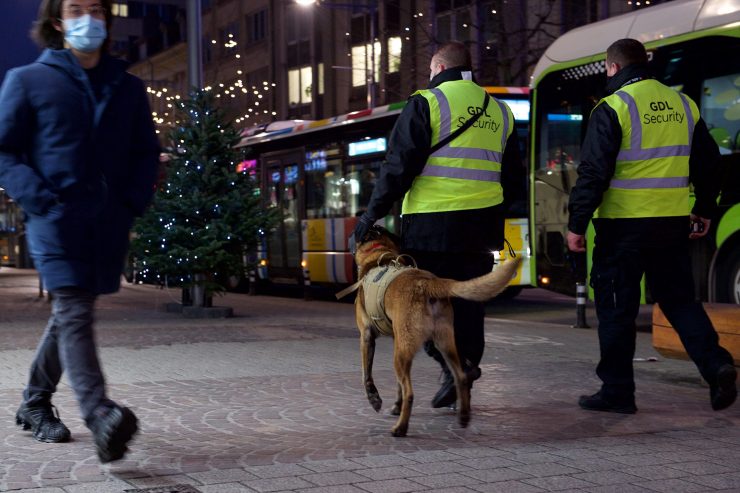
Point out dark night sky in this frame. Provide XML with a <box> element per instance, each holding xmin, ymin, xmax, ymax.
<box><xmin>0</xmin><ymin>1</ymin><xmax>43</xmax><ymax>82</ymax></box>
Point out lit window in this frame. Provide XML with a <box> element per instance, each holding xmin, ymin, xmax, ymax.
<box><xmin>301</xmin><ymin>66</ymin><xmax>312</xmax><ymax>103</ymax></box>
<box><xmin>388</xmin><ymin>37</ymin><xmax>401</xmax><ymax>73</ymax></box>
<box><xmin>352</xmin><ymin>41</ymin><xmax>381</xmax><ymax>87</ymax></box>
<box><xmin>111</xmin><ymin>3</ymin><xmax>128</xmax><ymax>17</ymax></box>
<box><xmin>288</xmin><ymin>66</ymin><xmax>313</xmax><ymax>105</ymax></box>
<box><xmin>318</xmin><ymin>63</ymin><xmax>324</xmax><ymax>95</ymax></box>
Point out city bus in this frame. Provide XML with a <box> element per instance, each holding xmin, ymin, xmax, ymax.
<box><xmin>237</xmin><ymin>87</ymin><xmax>532</xmax><ymax>295</ymax></box>
<box><xmin>529</xmin><ymin>0</ymin><xmax>740</xmax><ymax>303</ymax></box>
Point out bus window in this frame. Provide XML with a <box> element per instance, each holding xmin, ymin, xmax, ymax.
<box><xmin>305</xmin><ymin>148</ymin><xmax>332</xmax><ymax>219</ymax></box>
<box><xmin>543</xmin><ymin>113</ymin><xmax>582</xmax><ymax>170</ymax></box>
<box><xmin>283</xmin><ymin>164</ymin><xmax>300</xmax><ymax>267</ymax></box>
<box><xmin>265</xmin><ymin>158</ymin><xmax>301</xmax><ymax>270</ymax></box>
<box><xmin>534</xmin><ymin>61</ymin><xmax>605</xmax><ymax>174</ymax></box>
<box><xmin>701</xmin><ymin>73</ymin><xmax>740</xmax><ymax>154</ymax></box>
<box><xmin>346</xmin><ymin>159</ymin><xmax>382</xmax><ymax>217</ymax></box>
<box><xmin>499</xmin><ymin>97</ymin><xmax>530</xmax><ymax>159</ymax></box>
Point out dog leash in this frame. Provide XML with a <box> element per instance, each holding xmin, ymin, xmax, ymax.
<box><xmin>502</xmin><ymin>239</ymin><xmax>517</xmax><ymax>260</ymax></box>
<box><xmin>336</xmin><ymin>280</ymin><xmax>361</xmax><ymax>300</ymax></box>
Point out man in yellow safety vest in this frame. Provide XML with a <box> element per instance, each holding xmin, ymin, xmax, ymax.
<box><xmin>350</xmin><ymin>41</ymin><xmax>526</xmax><ymax>408</ymax></box>
<box><xmin>567</xmin><ymin>38</ymin><xmax>736</xmax><ymax>414</ymax></box>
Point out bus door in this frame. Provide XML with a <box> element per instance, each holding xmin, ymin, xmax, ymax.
<box><xmin>533</xmin><ymin>78</ymin><xmax>599</xmax><ymax>296</ymax></box>
<box><xmin>264</xmin><ymin>151</ymin><xmax>304</xmax><ymax>282</ymax></box>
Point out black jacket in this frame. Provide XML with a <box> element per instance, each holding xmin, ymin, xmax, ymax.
<box><xmin>363</xmin><ymin>67</ymin><xmax>526</xmax><ymax>253</ymax></box>
<box><xmin>567</xmin><ymin>64</ymin><xmax>722</xmax><ymax>247</ymax></box>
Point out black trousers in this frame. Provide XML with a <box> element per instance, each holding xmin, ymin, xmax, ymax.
<box><xmin>24</xmin><ymin>288</ymin><xmax>114</xmax><ymax>423</ymax></box>
<box><xmin>403</xmin><ymin>250</ymin><xmax>494</xmax><ymax>370</ymax></box>
<box><xmin>591</xmin><ymin>239</ymin><xmax>733</xmax><ymax>401</ymax></box>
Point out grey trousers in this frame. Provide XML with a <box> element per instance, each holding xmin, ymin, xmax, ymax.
<box><xmin>23</xmin><ymin>287</ymin><xmax>114</xmax><ymax>423</ymax></box>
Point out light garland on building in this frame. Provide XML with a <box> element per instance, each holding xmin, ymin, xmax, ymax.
<box><xmin>145</xmin><ymin>4</ymin><xmax>511</xmax><ymax>134</ymax></box>
<box><xmin>144</xmin><ymin>33</ymin><xmax>278</xmax><ymax>134</ymax></box>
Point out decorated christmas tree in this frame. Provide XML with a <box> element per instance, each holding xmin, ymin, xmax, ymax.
<box><xmin>131</xmin><ymin>89</ymin><xmax>275</xmax><ymax>307</ymax></box>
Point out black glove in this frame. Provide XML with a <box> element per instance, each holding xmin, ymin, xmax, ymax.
<box><xmin>348</xmin><ymin>214</ymin><xmax>374</xmax><ymax>254</ymax></box>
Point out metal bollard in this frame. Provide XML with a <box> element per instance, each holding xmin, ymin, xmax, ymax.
<box><xmin>573</xmin><ymin>282</ymin><xmax>590</xmax><ymax>328</ymax></box>
<box><xmin>248</xmin><ymin>269</ymin><xmax>257</xmax><ymax>296</ymax></box>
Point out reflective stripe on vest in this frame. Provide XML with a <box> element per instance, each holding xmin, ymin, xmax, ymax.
<box><xmin>402</xmin><ymin>81</ymin><xmax>512</xmax><ymax>214</ymax></box>
<box><xmin>596</xmin><ymin>79</ymin><xmax>697</xmax><ymax>219</ymax></box>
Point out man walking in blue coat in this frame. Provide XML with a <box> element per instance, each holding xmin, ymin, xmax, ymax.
<box><xmin>0</xmin><ymin>0</ymin><xmax>160</xmax><ymax>462</ymax></box>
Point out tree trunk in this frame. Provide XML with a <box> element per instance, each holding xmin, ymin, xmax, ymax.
<box><xmin>191</xmin><ymin>273</ymin><xmax>207</xmax><ymax>307</ymax></box>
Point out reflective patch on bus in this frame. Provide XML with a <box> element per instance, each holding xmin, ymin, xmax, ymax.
<box><xmin>301</xmin><ymin>217</ymin><xmax>359</xmax><ymax>284</ymax></box>
<box><xmin>302</xmin><ymin>217</ymin><xmax>359</xmax><ymax>252</ymax></box>
<box><xmin>502</xmin><ymin>218</ymin><xmax>531</xmax><ymax>286</ymax></box>
<box><xmin>303</xmin><ymin>252</ymin><xmax>354</xmax><ymax>284</ymax></box>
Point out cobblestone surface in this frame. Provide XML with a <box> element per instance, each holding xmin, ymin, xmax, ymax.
<box><xmin>0</xmin><ymin>268</ymin><xmax>738</xmax><ymax>492</ymax></box>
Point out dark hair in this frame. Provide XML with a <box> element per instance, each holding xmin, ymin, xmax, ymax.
<box><xmin>606</xmin><ymin>38</ymin><xmax>648</xmax><ymax>69</ymax></box>
<box><xmin>31</xmin><ymin>0</ymin><xmax>114</xmax><ymax>50</ymax></box>
<box><xmin>433</xmin><ymin>41</ymin><xmax>472</xmax><ymax>69</ymax></box>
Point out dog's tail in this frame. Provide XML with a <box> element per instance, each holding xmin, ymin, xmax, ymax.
<box><xmin>423</xmin><ymin>257</ymin><xmax>522</xmax><ymax>302</ymax></box>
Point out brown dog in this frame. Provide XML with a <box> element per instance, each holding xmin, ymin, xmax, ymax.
<box><xmin>351</xmin><ymin>226</ymin><xmax>521</xmax><ymax>437</ymax></box>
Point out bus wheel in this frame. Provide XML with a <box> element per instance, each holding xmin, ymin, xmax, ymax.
<box><xmin>717</xmin><ymin>248</ymin><xmax>740</xmax><ymax>305</ymax></box>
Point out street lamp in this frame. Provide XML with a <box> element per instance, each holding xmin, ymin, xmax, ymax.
<box><xmin>295</xmin><ymin>0</ymin><xmax>377</xmax><ymax>109</ymax></box>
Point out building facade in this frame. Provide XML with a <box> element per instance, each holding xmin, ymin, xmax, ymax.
<box><xmin>125</xmin><ymin>0</ymin><xmax>670</xmax><ymax>136</ymax></box>
<box><xmin>109</xmin><ymin>0</ymin><xmax>187</xmax><ymax>62</ymax></box>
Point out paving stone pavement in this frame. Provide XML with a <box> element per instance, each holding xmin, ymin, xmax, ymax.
<box><xmin>1</xmin><ymin>268</ymin><xmax>739</xmax><ymax>493</ymax></box>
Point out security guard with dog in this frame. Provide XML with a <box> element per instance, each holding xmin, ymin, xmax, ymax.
<box><xmin>567</xmin><ymin>38</ymin><xmax>737</xmax><ymax>414</ymax></box>
<box><xmin>350</xmin><ymin>41</ymin><xmax>526</xmax><ymax>408</ymax></box>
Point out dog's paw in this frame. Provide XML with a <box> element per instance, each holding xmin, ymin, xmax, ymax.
<box><xmin>390</xmin><ymin>403</ymin><xmax>401</xmax><ymax>416</ymax></box>
<box><xmin>458</xmin><ymin>410</ymin><xmax>471</xmax><ymax>428</ymax></box>
<box><xmin>390</xmin><ymin>424</ymin><xmax>408</xmax><ymax>437</ymax></box>
<box><xmin>367</xmin><ymin>393</ymin><xmax>382</xmax><ymax>412</ymax></box>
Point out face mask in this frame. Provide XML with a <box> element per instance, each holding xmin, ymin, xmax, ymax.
<box><xmin>63</xmin><ymin>15</ymin><xmax>107</xmax><ymax>53</ymax></box>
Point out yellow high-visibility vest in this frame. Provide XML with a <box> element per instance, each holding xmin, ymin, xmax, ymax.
<box><xmin>402</xmin><ymin>80</ymin><xmax>514</xmax><ymax>214</ymax></box>
<box><xmin>596</xmin><ymin>79</ymin><xmax>699</xmax><ymax>219</ymax></box>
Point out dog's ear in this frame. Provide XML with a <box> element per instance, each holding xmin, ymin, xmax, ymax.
<box><xmin>361</xmin><ymin>225</ymin><xmax>401</xmax><ymax>248</ymax></box>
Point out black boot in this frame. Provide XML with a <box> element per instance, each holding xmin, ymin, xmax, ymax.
<box><xmin>16</xmin><ymin>402</ymin><xmax>71</xmax><ymax>443</ymax></box>
<box><xmin>711</xmin><ymin>364</ymin><xmax>737</xmax><ymax>411</ymax></box>
<box><xmin>88</xmin><ymin>405</ymin><xmax>138</xmax><ymax>463</ymax></box>
<box><xmin>578</xmin><ymin>391</ymin><xmax>637</xmax><ymax>414</ymax></box>
<box><xmin>425</xmin><ymin>341</ymin><xmax>457</xmax><ymax>408</ymax></box>
<box><xmin>431</xmin><ymin>365</ymin><xmax>457</xmax><ymax>408</ymax></box>
<box><xmin>431</xmin><ymin>365</ymin><xmax>482</xmax><ymax>409</ymax></box>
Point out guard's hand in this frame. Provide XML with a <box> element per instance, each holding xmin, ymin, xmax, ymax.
<box><xmin>348</xmin><ymin>214</ymin><xmax>374</xmax><ymax>254</ymax></box>
<box><xmin>689</xmin><ymin>214</ymin><xmax>711</xmax><ymax>240</ymax></box>
<box><xmin>567</xmin><ymin>231</ymin><xmax>586</xmax><ymax>253</ymax></box>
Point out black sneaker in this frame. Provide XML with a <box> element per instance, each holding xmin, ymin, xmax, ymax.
<box><xmin>711</xmin><ymin>364</ymin><xmax>737</xmax><ymax>411</ymax></box>
<box><xmin>89</xmin><ymin>405</ymin><xmax>138</xmax><ymax>463</ymax></box>
<box><xmin>431</xmin><ymin>366</ymin><xmax>481</xmax><ymax>409</ymax></box>
<box><xmin>15</xmin><ymin>402</ymin><xmax>71</xmax><ymax>443</ymax></box>
<box><xmin>578</xmin><ymin>391</ymin><xmax>637</xmax><ymax>414</ymax></box>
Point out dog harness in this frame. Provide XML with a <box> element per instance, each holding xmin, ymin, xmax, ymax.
<box><xmin>361</xmin><ymin>261</ymin><xmax>414</xmax><ymax>336</ymax></box>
